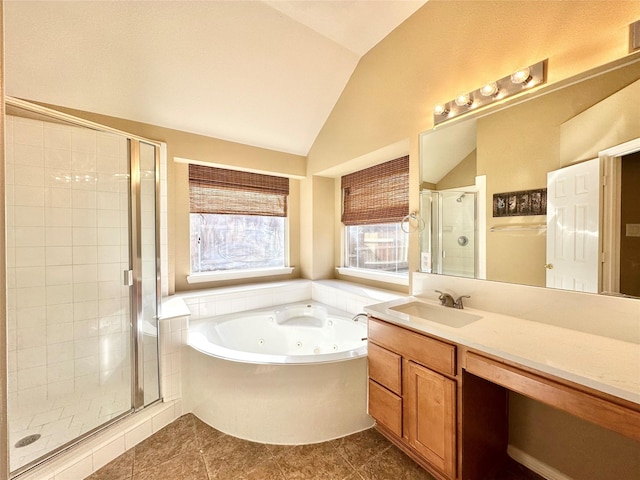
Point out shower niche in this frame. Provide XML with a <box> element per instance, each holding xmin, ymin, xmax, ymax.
<box><xmin>420</xmin><ymin>190</ymin><xmax>477</xmax><ymax>279</ymax></box>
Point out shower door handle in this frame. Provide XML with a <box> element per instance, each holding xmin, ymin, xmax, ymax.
<box><xmin>124</xmin><ymin>269</ymin><xmax>134</xmax><ymax>286</ymax></box>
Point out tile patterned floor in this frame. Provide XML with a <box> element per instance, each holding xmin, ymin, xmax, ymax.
<box><xmin>9</xmin><ymin>379</ymin><xmax>132</xmax><ymax>472</ymax></box>
<box><xmin>87</xmin><ymin>414</ymin><xmax>545</xmax><ymax>480</ymax></box>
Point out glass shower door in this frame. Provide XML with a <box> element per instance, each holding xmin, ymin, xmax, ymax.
<box><xmin>6</xmin><ymin>111</ymin><xmax>133</xmax><ymax>473</ymax></box>
<box><xmin>6</xmin><ymin>102</ymin><xmax>161</xmax><ymax>476</ymax></box>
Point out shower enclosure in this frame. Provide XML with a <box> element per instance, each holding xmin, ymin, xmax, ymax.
<box><xmin>5</xmin><ymin>99</ymin><xmax>161</xmax><ymax>476</ymax></box>
<box><xmin>420</xmin><ymin>190</ymin><xmax>477</xmax><ymax>278</ymax></box>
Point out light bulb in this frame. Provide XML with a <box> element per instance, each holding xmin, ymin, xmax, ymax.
<box><xmin>480</xmin><ymin>82</ymin><xmax>499</xmax><ymax>97</ymax></box>
<box><xmin>454</xmin><ymin>93</ymin><xmax>472</xmax><ymax>107</ymax></box>
<box><xmin>511</xmin><ymin>67</ymin><xmax>532</xmax><ymax>85</ymax></box>
<box><xmin>434</xmin><ymin>104</ymin><xmax>449</xmax><ymax>116</ymax></box>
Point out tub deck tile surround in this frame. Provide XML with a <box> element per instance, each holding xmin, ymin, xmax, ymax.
<box><xmin>177</xmin><ymin>278</ymin><xmax>405</xmax><ymax>323</ymax></box>
<box><xmin>87</xmin><ymin>414</ymin><xmax>543</xmax><ymax>480</ymax></box>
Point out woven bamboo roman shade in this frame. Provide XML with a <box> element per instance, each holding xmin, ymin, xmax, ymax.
<box><xmin>341</xmin><ymin>155</ymin><xmax>409</xmax><ymax>225</ymax></box>
<box><xmin>189</xmin><ymin>164</ymin><xmax>289</xmax><ymax>217</ymax></box>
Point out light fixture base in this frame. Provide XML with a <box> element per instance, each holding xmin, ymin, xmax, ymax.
<box><xmin>433</xmin><ymin>59</ymin><xmax>547</xmax><ymax>125</ymax></box>
<box><xmin>631</xmin><ymin>19</ymin><xmax>640</xmax><ymax>52</ymax></box>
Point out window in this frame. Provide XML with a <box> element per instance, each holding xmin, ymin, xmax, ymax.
<box><xmin>341</xmin><ymin>156</ymin><xmax>409</xmax><ymax>274</ymax></box>
<box><xmin>189</xmin><ymin>164</ymin><xmax>289</xmax><ymax>273</ymax></box>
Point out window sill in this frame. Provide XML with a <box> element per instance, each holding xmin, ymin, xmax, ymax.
<box><xmin>336</xmin><ymin>267</ymin><xmax>409</xmax><ymax>286</ymax></box>
<box><xmin>187</xmin><ymin>267</ymin><xmax>295</xmax><ymax>284</ymax></box>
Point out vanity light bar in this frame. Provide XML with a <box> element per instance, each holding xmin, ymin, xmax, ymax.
<box><xmin>433</xmin><ymin>59</ymin><xmax>547</xmax><ymax>126</ymax></box>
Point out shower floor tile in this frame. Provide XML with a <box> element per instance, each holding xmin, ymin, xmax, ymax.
<box><xmin>87</xmin><ymin>414</ymin><xmax>545</xmax><ymax>480</ymax></box>
<box><xmin>9</xmin><ymin>379</ymin><xmax>131</xmax><ymax>473</ymax></box>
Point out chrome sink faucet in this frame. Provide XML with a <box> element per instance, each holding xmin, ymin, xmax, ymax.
<box><xmin>435</xmin><ymin>290</ymin><xmax>470</xmax><ymax>309</ymax></box>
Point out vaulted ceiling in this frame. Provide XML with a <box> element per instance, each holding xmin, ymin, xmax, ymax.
<box><xmin>4</xmin><ymin>0</ymin><xmax>427</xmax><ymax>155</ymax></box>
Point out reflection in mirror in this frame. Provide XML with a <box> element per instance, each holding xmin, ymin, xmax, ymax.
<box><xmin>419</xmin><ymin>57</ymin><xmax>640</xmax><ymax>298</ymax></box>
<box><xmin>421</xmin><ymin>118</ymin><xmax>476</xmax><ymax>190</ymax></box>
<box><xmin>420</xmin><ymin>190</ymin><xmax>477</xmax><ymax>279</ymax></box>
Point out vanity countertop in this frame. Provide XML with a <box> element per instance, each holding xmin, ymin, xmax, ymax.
<box><xmin>365</xmin><ymin>296</ymin><xmax>640</xmax><ymax>405</ymax></box>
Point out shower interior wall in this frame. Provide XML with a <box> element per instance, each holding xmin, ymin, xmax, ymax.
<box><xmin>439</xmin><ymin>192</ymin><xmax>476</xmax><ymax>278</ymax></box>
<box><xmin>420</xmin><ymin>190</ymin><xmax>477</xmax><ymax>279</ymax></box>
<box><xmin>5</xmin><ymin>114</ymin><xmax>133</xmax><ymax>470</ymax></box>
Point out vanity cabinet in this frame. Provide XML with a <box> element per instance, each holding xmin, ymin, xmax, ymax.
<box><xmin>367</xmin><ymin>304</ymin><xmax>640</xmax><ymax>480</ymax></box>
<box><xmin>368</xmin><ymin>317</ymin><xmax>457</xmax><ymax>479</ymax></box>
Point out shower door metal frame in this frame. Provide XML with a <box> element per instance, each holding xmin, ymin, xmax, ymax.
<box><xmin>129</xmin><ymin>139</ymin><xmax>162</xmax><ymax>410</ymax></box>
<box><xmin>129</xmin><ymin>139</ymin><xmax>145</xmax><ymax>409</ymax></box>
<box><xmin>4</xmin><ymin>96</ymin><xmax>163</xmax><ymax>476</ymax></box>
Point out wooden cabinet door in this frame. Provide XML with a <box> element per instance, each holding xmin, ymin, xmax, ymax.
<box><xmin>405</xmin><ymin>361</ymin><xmax>456</xmax><ymax>478</ymax></box>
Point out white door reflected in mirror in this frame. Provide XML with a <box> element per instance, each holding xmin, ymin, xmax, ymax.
<box><xmin>546</xmin><ymin>159</ymin><xmax>600</xmax><ymax>293</ymax></box>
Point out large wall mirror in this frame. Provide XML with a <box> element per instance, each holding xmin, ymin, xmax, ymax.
<box><xmin>419</xmin><ymin>55</ymin><xmax>640</xmax><ymax>298</ymax></box>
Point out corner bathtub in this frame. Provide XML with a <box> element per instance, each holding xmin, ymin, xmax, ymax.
<box><xmin>184</xmin><ymin>302</ymin><xmax>375</xmax><ymax>444</ymax></box>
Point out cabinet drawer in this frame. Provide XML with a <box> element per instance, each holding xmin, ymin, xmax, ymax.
<box><xmin>368</xmin><ymin>342</ymin><xmax>402</xmax><ymax>395</ymax></box>
<box><xmin>368</xmin><ymin>379</ymin><xmax>402</xmax><ymax>437</ymax></box>
<box><xmin>369</xmin><ymin>318</ymin><xmax>456</xmax><ymax>376</ymax></box>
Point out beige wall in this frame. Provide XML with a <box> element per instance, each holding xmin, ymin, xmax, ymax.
<box><xmin>299</xmin><ymin>175</ymin><xmax>335</xmax><ymax>280</ymax></box>
<box><xmin>560</xmin><ymin>79</ymin><xmax>640</xmax><ymax>164</ymax></box>
<box><xmin>509</xmin><ymin>393</ymin><xmax>640</xmax><ymax>479</ymax></box>
<box><xmin>435</xmin><ymin>150</ymin><xmax>476</xmax><ymax>191</ymax></box>
<box><xmin>306</xmin><ymin>0</ymin><xmax>640</xmax><ymax>478</ymax></box>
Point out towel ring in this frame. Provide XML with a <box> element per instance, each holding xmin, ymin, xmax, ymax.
<box><xmin>401</xmin><ymin>212</ymin><xmax>425</xmax><ymax>233</ymax></box>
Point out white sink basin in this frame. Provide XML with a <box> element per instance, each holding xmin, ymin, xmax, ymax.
<box><xmin>390</xmin><ymin>301</ymin><xmax>482</xmax><ymax>328</ymax></box>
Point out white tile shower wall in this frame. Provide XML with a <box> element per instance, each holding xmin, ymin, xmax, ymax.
<box><xmin>439</xmin><ymin>194</ymin><xmax>475</xmax><ymax>278</ymax></box>
<box><xmin>159</xmin><ymin>314</ymin><xmax>189</xmax><ymax>401</ymax></box>
<box><xmin>6</xmin><ymin>116</ymin><xmax>132</xmax><ymax>463</ymax></box>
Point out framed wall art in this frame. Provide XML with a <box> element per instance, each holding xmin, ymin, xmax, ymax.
<box><xmin>493</xmin><ymin>188</ymin><xmax>546</xmax><ymax>217</ymax></box>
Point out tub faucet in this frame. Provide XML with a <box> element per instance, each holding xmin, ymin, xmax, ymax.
<box><xmin>435</xmin><ymin>291</ymin><xmax>470</xmax><ymax>309</ymax></box>
<box><xmin>352</xmin><ymin>313</ymin><xmax>368</xmax><ymax>322</ymax></box>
